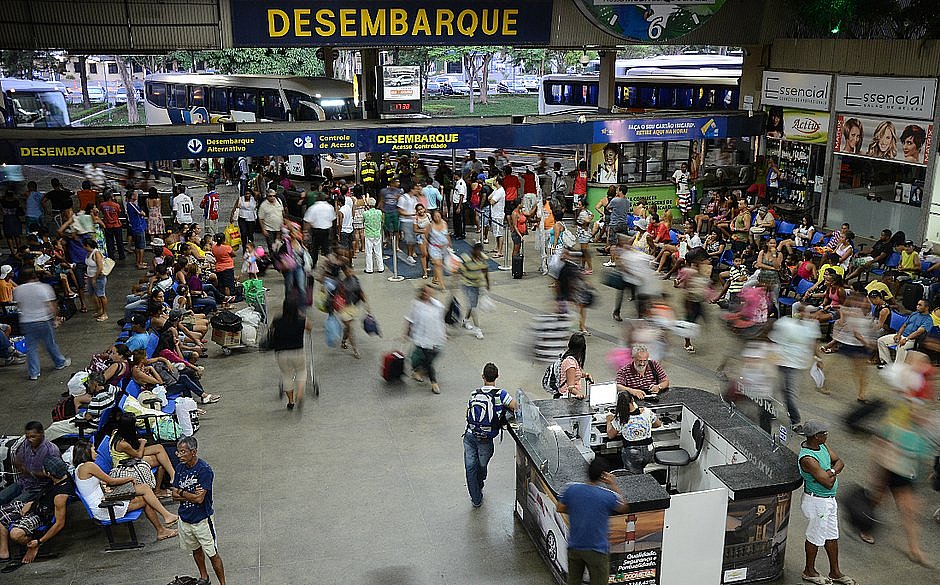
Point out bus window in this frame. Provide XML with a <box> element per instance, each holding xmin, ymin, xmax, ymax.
<box><xmin>637</xmin><ymin>87</ymin><xmax>657</xmax><ymax>108</ymax></box>
<box><xmin>546</xmin><ymin>82</ymin><xmax>598</xmax><ymax>107</ymax></box>
<box><xmin>285</xmin><ymin>90</ymin><xmax>303</xmax><ymax>117</ymax></box>
<box><xmin>189</xmin><ymin>85</ymin><xmax>206</xmax><ymax>108</ymax></box>
<box><xmin>614</xmin><ymin>84</ymin><xmax>635</xmax><ymax>108</ymax></box>
<box><xmin>317</xmin><ymin>98</ymin><xmax>349</xmax><ymax>120</ymax></box>
<box><xmin>260</xmin><ymin>88</ymin><xmax>285</xmax><ymax>120</ymax></box>
<box><xmin>209</xmin><ymin>87</ymin><xmax>229</xmax><ymax>114</ymax></box>
<box><xmin>147</xmin><ymin>82</ymin><xmax>167</xmax><ymax>108</ymax></box>
<box><xmin>231</xmin><ymin>88</ymin><xmax>258</xmax><ymax>113</ymax></box>
<box><xmin>167</xmin><ymin>84</ymin><xmax>187</xmax><ymax>109</ymax></box>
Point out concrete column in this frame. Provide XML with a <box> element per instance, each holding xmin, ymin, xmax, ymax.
<box><xmin>597</xmin><ymin>50</ymin><xmax>616</xmax><ymax>114</ymax></box>
<box><xmin>359</xmin><ymin>48</ymin><xmax>380</xmax><ymax>120</ymax></box>
<box><xmin>739</xmin><ymin>45</ymin><xmax>768</xmax><ymax>110</ymax></box>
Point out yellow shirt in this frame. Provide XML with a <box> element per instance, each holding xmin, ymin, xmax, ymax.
<box><xmin>0</xmin><ymin>279</ymin><xmax>14</xmax><ymax>303</ymax></box>
<box><xmin>899</xmin><ymin>250</ymin><xmax>918</xmax><ymax>272</ymax></box>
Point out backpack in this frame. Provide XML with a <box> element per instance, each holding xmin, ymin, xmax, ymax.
<box><xmin>51</xmin><ymin>396</ymin><xmax>76</xmax><ymax>422</ymax></box>
<box><xmin>542</xmin><ymin>357</ymin><xmax>562</xmax><ymax>396</ymax></box>
<box><xmin>466</xmin><ymin>388</ymin><xmax>505</xmax><ymax>439</ymax></box>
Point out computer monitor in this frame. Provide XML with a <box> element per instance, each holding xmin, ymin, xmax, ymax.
<box><xmin>589</xmin><ymin>382</ymin><xmax>618</xmax><ymax>409</ymax></box>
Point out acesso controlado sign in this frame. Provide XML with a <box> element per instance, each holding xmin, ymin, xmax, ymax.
<box><xmin>229</xmin><ymin>0</ymin><xmax>554</xmax><ymax>46</ymax></box>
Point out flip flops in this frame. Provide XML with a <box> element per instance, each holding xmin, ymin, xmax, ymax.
<box><xmin>801</xmin><ymin>575</ymin><xmax>830</xmax><ymax>585</ymax></box>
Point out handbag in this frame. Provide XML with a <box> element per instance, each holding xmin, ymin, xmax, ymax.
<box><xmin>102</xmin><ymin>480</ymin><xmax>137</xmax><ymax>501</ymax></box>
<box><xmin>109</xmin><ymin>458</ymin><xmax>156</xmax><ymax>489</ymax></box>
<box><xmin>362</xmin><ymin>314</ymin><xmax>381</xmax><ymax>336</ymax></box>
<box><xmin>100</xmin><ymin>257</ymin><xmax>116</xmax><ymax>276</ymax></box>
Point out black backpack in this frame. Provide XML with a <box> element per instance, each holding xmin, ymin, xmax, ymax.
<box><xmin>51</xmin><ymin>396</ymin><xmax>76</xmax><ymax>422</ymax></box>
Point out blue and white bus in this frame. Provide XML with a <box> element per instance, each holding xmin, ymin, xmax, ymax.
<box><xmin>144</xmin><ymin>73</ymin><xmax>360</xmax><ymax>125</ymax></box>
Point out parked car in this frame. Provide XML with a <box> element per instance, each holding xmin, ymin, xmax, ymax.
<box><xmin>85</xmin><ymin>86</ymin><xmax>106</xmax><ymax>104</ymax></box>
<box><xmin>497</xmin><ymin>80</ymin><xmax>529</xmax><ymax>94</ymax></box>
<box><xmin>387</xmin><ymin>73</ymin><xmax>415</xmax><ymax>87</ymax></box>
<box><xmin>522</xmin><ymin>75</ymin><xmax>540</xmax><ymax>92</ymax></box>
<box><xmin>112</xmin><ymin>87</ymin><xmax>142</xmax><ymax>104</ymax></box>
<box><xmin>448</xmin><ymin>79</ymin><xmax>471</xmax><ymax>95</ymax></box>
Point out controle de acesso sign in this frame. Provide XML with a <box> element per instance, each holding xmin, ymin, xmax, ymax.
<box><xmin>229</xmin><ymin>0</ymin><xmax>554</xmax><ymax>46</ymax></box>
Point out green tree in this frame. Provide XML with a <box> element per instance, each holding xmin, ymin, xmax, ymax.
<box><xmin>428</xmin><ymin>46</ymin><xmax>500</xmax><ymax>111</ymax></box>
<box><xmin>0</xmin><ymin>50</ymin><xmax>62</xmax><ymax>79</ymax></box>
<box><xmin>171</xmin><ymin>49</ymin><xmax>326</xmax><ymax>76</ymax></box>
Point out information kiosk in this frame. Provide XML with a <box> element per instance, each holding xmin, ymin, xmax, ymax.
<box><xmin>509</xmin><ymin>387</ymin><xmax>803</xmax><ymax>585</ymax></box>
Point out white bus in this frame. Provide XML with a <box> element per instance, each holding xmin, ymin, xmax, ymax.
<box><xmin>143</xmin><ymin>73</ymin><xmax>360</xmax><ymax>125</ymax></box>
<box><xmin>539</xmin><ymin>54</ymin><xmax>741</xmax><ymax>116</ymax></box>
<box><xmin>1</xmin><ymin>78</ymin><xmax>71</xmax><ymax>128</ymax></box>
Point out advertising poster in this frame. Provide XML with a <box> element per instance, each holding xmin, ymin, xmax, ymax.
<box><xmin>380</xmin><ymin>65</ymin><xmax>422</xmax><ymax>114</ymax></box>
<box><xmin>515</xmin><ymin>449</ymin><xmax>665</xmax><ymax>585</ymax></box>
<box><xmin>766</xmin><ymin>107</ymin><xmax>830</xmax><ymax>144</ymax></box>
<box><xmin>834</xmin><ymin>115</ymin><xmax>933</xmax><ymax>166</ymax></box>
<box><xmin>721</xmin><ymin>492</ymin><xmax>791</xmax><ymax>583</ymax></box>
<box><xmin>893</xmin><ymin>181</ymin><xmax>924</xmax><ymax>208</ymax></box>
<box><xmin>590</xmin><ymin>143</ymin><xmax>622</xmax><ymax>184</ymax></box>
<box><xmin>596</xmin><ymin>117</ymin><xmax>727</xmax><ymax>144</ymax></box>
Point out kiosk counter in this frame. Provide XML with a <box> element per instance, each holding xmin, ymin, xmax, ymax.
<box><xmin>508</xmin><ymin>386</ymin><xmax>803</xmax><ymax>585</ymax></box>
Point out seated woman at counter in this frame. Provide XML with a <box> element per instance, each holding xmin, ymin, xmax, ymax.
<box><xmin>606</xmin><ymin>392</ymin><xmax>661</xmax><ymax>474</ymax></box>
<box><xmin>615</xmin><ymin>345</ymin><xmax>670</xmax><ymax>400</ymax></box>
<box><xmin>557</xmin><ymin>332</ymin><xmax>593</xmax><ymax>399</ymax></box>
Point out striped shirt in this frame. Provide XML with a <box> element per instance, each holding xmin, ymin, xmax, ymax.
<box><xmin>728</xmin><ymin>265</ymin><xmax>749</xmax><ymax>294</ymax></box>
<box><xmin>80</xmin><ymin>385</ymin><xmax>118</xmax><ymax>424</ymax></box>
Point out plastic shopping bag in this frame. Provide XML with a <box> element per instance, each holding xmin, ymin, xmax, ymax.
<box><xmin>810</xmin><ymin>360</ymin><xmax>825</xmax><ymax>389</ymax></box>
<box><xmin>325</xmin><ymin>314</ymin><xmax>342</xmax><ymax>347</ymax></box>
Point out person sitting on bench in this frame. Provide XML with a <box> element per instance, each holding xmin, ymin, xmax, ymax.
<box><xmin>0</xmin><ymin>456</ymin><xmax>70</xmax><ymax>566</ymax></box>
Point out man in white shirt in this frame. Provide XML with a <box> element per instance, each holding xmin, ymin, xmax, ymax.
<box><xmin>13</xmin><ymin>268</ymin><xmax>71</xmax><ymax>381</ymax></box>
<box><xmin>337</xmin><ymin>196</ymin><xmax>355</xmax><ymax>253</ymax></box>
<box><xmin>397</xmin><ymin>185</ymin><xmax>419</xmax><ymax>264</ymax></box>
<box><xmin>257</xmin><ymin>190</ymin><xmax>284</xmax><ymax>252</ymax></box>
<box><xmin>172</xmin><ymin>186</ymin><xmax>195</xmax><ymax>228</ymax></box>
<box><xmin>303</xmin><ymin>193</ymin><xmax>337</xmax><ymax>268</ymax></box>
<box><xmin>488</xmin><ymin>177</ymin><xmax>506</xmax><ymax>257</ymax></box>
<box><xmin>769</xmin><ymin>308</ymin><xmax>821</xmax><ymax>435</ymax></box>
<box><xmin>452</xmin><ymin>173</ymin><xmax>467</xmax><ymax>240</ymax></box>
<box><xmin>404</xmin><ymin>285</ymin><xmax>447</xmax><ymax>394</ymax></box>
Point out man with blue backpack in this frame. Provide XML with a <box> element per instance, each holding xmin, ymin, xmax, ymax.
<box><xmin>463</xmin><ymin>363</ymin><xmax>516</xmax><ymax>508</ymax></box>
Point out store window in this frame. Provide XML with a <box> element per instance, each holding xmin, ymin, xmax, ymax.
<box><xmin>620</xmin><ymin>141</ymin><xmax>692</xmax><ymax>183</ymax></box>
<box><xmin>828</xmin><ymin>155</ymin><xmax>926</xmax><ymax>238</ymax></box>
<box><xmin>88</xmin><ymin>63</ymin><xmax>97</xmax><ymax>75</ymax></box>
<box><xmin>108</xmin><ymin>63</ymin><xmax>119</xmax><ymax>75</ymax></box>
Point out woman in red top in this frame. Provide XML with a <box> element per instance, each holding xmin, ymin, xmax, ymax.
<box><xmin>211</xmin><ymin>232</ymin><xmax>236</xmax><ymax>299</ymax></box>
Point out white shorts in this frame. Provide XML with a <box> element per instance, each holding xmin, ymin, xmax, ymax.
<box><xmin>179</xmin><ymin>516</ymin><xmax>218</xmax><ymax>557</ymax></box>
<box><xmin>491</xmin><ymin>219</ymin><xmax>503</xmax><ymax>238</ymax></box>
<box><xmin>801</xmin><ymin>493</ymin><xmax>839</xmax><ymax>546</ymax></box>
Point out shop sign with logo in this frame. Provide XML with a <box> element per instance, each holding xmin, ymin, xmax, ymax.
<box><xmin>760</xmin><ymin>71</ymin><xmax>831</xmax><ymax>110</ymax></box>
<box><xmin>833</xmin><ymin>114</ymin><xmax>933</xmax><ymax>167</ymax></box>
<box><xmin>766</xmin><ymin>108</ymin><xmax>830</xmax><ymax>144</ymax></box>
<box><xmin>230</xmin><ymin>0</ymin><xmax>554</xmax><ymax>46</ymax></box>
<box><xmin>572</xmin><ymin>1</ymin><xmax>727</xmax><ymax>42</ymax></box>
<box><xmin>835</xmin><ymin>76</ymin><xmax>938</xmax><ymax>120</ymax></box>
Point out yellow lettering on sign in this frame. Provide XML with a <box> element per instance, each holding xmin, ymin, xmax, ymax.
<box><xmin>19</xmin><ymin>147</ymin><xmax>30</xmax><ymax>157</ymax></box>
<box><xmin>412</xmin><ymin>9</ymin><xmax>431</xmax><ymax>35</ymax></box>
<box><xmin>339</xmin><ymin>9</ymin><xmax>356</xmax><ymax>37</ymax></box>
<box><xmin>267</xmin><ymin>9</ymin><xmax>290</xmax><ymax>37</ymax></box>
<box><xmin>361</xmin><ymin>9</ymin><xmax>386</xmax><ymax>36</ymax></box>
<box><xmin>481</xmin><ymin>10</ymin><xmax>498</xmax><ymax>36</ymax></box>
<box><xmin>377</xmin><ymin>135</ymin><xmax>388</xmax><ymax>144</ymax></box>
<box><xmin>435</xmin><ymin>9</ymin><xmax>454</xmax><ymax>36</ymax></box>
<box><xmin>315</xmin><ymin>9</ymin><xmax>336</xmax><ymax>37</ymax></box>
<box><xmin>389</xmin><ymin>8</ymin><xmax>408</xmax><ymax>35</ymax></box>
<box><xmin>502</xmin><ymin>9</ymin><xmax>518</xmax><ymax>36</ymax></box>
<box><xmin>457</xmin><ymin>9</ymin><xmax>478</xmax><ymax>36</ymax></box>
<box><xmin>294</xmin><ymin>9</ymin><xmax>312</xmax><ymax>37</ymax></box>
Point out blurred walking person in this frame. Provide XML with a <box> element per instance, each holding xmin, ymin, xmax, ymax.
<box><xmin>268</xmin><ymin>297</ymin><xmax>312</xmax><ymax>409</ymax></box>
<box><xmin>404</xmin><ymin>285</ymin><xmax>446</xmax><ymax>394</ymax></box>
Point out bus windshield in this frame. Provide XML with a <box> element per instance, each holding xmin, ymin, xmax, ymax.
<box><xmin>4</xmin><ymin>90</ymin><xmax>69</xmax><ymax>127</ymax></box>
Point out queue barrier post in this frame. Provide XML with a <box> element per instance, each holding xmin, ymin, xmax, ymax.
<box><xmin>388</xmin><ymin>232</ymin><xmax>404</xmax><ymax>283</ymax></box>
<box><xmin>496</xmin><ymin>216</ymin><xmax>511</xmax><ymax>271</ymax></box>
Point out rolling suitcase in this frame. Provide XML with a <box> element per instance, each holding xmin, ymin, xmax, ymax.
<box><xmin>840</xmin><ymin>484</ymin><xmax>878</xmax><ymax>534</ymax></box>
<box><xmin>512</xmin><ymin>254</ymin><xmax>523</xmax><ymax>279</ymax></box>
<box><xmin>381</xmin><ymin>351</ymin><xmax>405</xmax><ymax>382</ymax></box>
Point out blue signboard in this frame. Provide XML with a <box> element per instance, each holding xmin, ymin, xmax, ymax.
<box><xmin>229</xmin><ymin>0</ymin><xmax>554</xmax><ymax>47</ymax></box>
<box><xmin>592</xmin><ymin>117</ymin><xmax>729</xmax><ymax>143</ymax></box>
<box><xmin>1</xmin><ymin>114</ymin><xmax>762</xmax><ymax>165</ymax></box>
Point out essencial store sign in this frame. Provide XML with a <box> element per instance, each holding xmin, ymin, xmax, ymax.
<box><xmin>835</xmin><ymin>76</ymin><xmax>938</xmax><ymax>120</ymax></box>
<box><xmin>761</xmin><ymin>71</ymin><xmax>832</xmax><ymax>110</ymax></box>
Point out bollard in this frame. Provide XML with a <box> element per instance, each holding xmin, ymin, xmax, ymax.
<box><xmin>388</xmin><ymin>232</ymin><xmax>404</xmax><ymax>282</ymax></box>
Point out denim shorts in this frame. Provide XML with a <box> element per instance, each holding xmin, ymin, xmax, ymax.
<box><xmin>87</xmin><ymin>275</ymin><xmax>107</xmax><ymax>297</ymax></box>
<box><xmin>131</xmin><ymin>231</ymin><xmax>146</xmax><ymax>250</ymax></box>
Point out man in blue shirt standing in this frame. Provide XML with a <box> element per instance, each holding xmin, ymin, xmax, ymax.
<box><xmin>557</xmin><ymin>458</ymin><xmax>628</xmax><ymax>585</ymax></box>
<box><xmin>876</xmin><ymin>298</ymin><xmax>933</xmax><ymax>366</ymax></box>
<box><xmin>172</xmin><ymin>436</ymin><xmax>226</xmax><ymax>585</ymax></box>
<box><xmin>421</xmin><ymin>180</ymin><xmax>442</xmax><ymax>214</ymax></box>
<box><xmin>24</xmin><ymin>181</ymin><xmax>44</xmax><ymax>233</ymax></box>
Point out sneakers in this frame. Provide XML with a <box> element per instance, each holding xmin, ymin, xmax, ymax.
<box><xmin>407</xmin><ymin>255</ymin><xmax>418</xmax><ymax>265</ymax></box>
<box><xmin>473</xmin><ymin>327</ymin><xmax>484</xmax><ymax>339</ymax></box>
<box><xmin>4</xmin><ymin>354</ymin><xmax>25</xmax><ymax>366</ymax></box>
<box><xmin>28</xmin><ymin>374</ymin><xmax>40</xmax><ymax>381</ymax></box>
<box><xmin>54</xmin><ymin>357</ymin><xmax>72</xmax><ymax>370</ymax></box>
<box><xmin>791</xmin><ymin>423</ymin><xmax>804</xmax><ymax>435</ymax></box>
<box><xmin>603</xmin><ymin>261</ymin><xmax>616</xmax><ymax>267</ymax></box>
<box><xmin>463</xmin><ymin>320</ymin><xmax>475</xmax><ymax>331</ymax></box>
